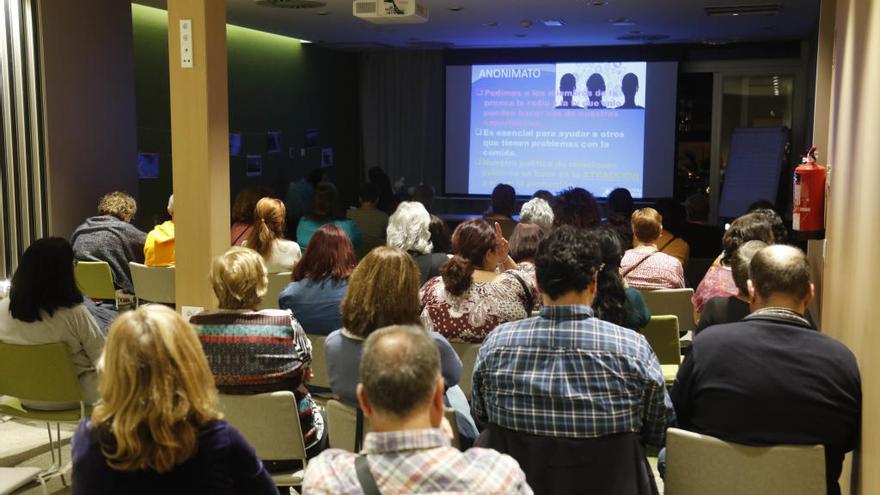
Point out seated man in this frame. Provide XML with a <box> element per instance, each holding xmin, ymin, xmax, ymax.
<box><xmin>671</xmin><ymin>245</ymin><xmax>861</xmax><ymax>495</ymax></box>
<box><xmin>303</xmin><ymin>325</ymin><xmax>531</xmax><ymax>495</ymax></box>
<box><xmin>471</xmin><ymin>226</ymin><xmax>674</xmax><ymax>489</ymax></box>
<box><xmin>71</xmin><ymin>191</ymin><xmax>146</xmax><ymax>293</ymax></box>
<box><xmin>144</xmin><ymin>194</ymin><xmax>175</xmax><ymax>266</ymax></box>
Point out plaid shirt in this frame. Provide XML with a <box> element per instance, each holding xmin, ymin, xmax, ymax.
<box><xmin>302</xmin><ymin>428</ymin><xmax>532</xmax><ymax>494</ymax></box>
<box><xmin>471</xmin><ymin>304</ymin><xmax>675</xmax><ymax>447</ymax></box>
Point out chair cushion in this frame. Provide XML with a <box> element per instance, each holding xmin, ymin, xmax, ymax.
<box><xmin>270</xmin><ymin>469</ymin><xmax>305</xmax><ymax>487</ymax></box>
<box><xmin>0</xmin><ymin>404</ymin><xmax>90</xmax><ymax>422</ymax></box>
<box><xmin>0</xmin><ymin>467</ymin><xmax>41</xmax><ymax>495</ymax></box>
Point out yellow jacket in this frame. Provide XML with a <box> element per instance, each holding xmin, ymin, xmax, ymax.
<box><xmin>144</xmin><ymin>220</ymin><xmax>175</xmax><ymax>267</ymax></box>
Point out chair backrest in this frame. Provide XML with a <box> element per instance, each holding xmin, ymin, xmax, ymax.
<box><xmin>307</xmin><ymin>334</ymin><xmax>331</xmax><ymax>389</ymax></box>
<box><xmin>258</xmin><ymin>272</ymin><xmax>292</xmax><ymax>310</ymax></box>
<box><xmin>639</xmin><ymin>288</ymin><xmax>696</xmax><ymax>333</ymax></box>
<box><xmin>664</xmin><ymin>427</ymin><xmax>826</xmax><ymax>495</ymax></box>
<box><xmin>641</xmin><ymin>315</ymin><xmax>681</xmax><ymax>365</ymax></box>
<box><xmin>73</xmin><ymin>261</ymin><xmax>116</xmax><ymax>300</ymax></box>
<box><xmin>0</xmin><ymin>342</ymin><xmax>83</xmax><ymax>403</ymax></box>
<box><xmin>129</xmin><ymin>262</ymin><xmax>175</xmax><ymax>304</ymax></box>
<box><xmin>326</xmin><ymin>399</ymin><xmax>459</xmax><ymax>452</ymax></box>
<box><xmin>218</xmin><ymin>391</ymin><xmax>307</xmax><ymax>462</ymax></box>
<box><xmin>450</xmin><ymin>341</ymin><xmax>481</xmax><ymax>399</ymax></box>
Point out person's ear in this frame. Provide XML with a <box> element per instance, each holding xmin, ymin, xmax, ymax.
<box><xmin>803</xmin><ymin>283</ymin><xmax>815</xmax><ymax>309</ymax></box>
<box><xmin>747</xmin><ymin>279</ymin><xmax>757</xmax><ymax>304</ymax></box>
<box><xmin>357</xmin><ymin>384</ymin><xmax>374</xmax><ymax>418</ymax></box>
<box><xmin>429</xmin><ymin>377</ymin><xmax>445</xmax><ymax>428</ymax></box>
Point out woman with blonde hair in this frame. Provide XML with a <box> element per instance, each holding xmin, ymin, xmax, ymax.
<box><xmin>71</xmin><ymin>305</ymin><xmax>276</xmax><ymax>494</ymax></box>
<box><xmin>244</xmin><ymin>197</ymin><xmax>301</xmax><ymax>272</ymax></box>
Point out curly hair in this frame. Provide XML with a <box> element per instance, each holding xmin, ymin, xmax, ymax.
<box><xmin>552</xmin><ymin>187</ymin><xmax>600</xmax><ymax>229</ymax></box>
<box><xmin>535</xmin><ymin>225</ymin><xmax>602</xmax><ymax>300</ymax></box>
<box><xmin>519</xmin><ymin>198</ymin><xmax>554</xmax><ymax>232</ymax></box>
<box><xmin>386</xmin><ymin>201</ymin><xmax>433</xmax><ymax>255</ymax></box>
<box><xmin>98</xmin><ymin>191</ymin><xmax>137</xmax><ymax>223</ymax></box>
<box><xmin>721</xmin><ymin>213</ymin><xmax>775</xmax><ymax>266</ymax></box>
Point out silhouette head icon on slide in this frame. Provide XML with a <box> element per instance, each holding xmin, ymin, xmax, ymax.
<box><xmin>556</xmin><ymin>73</ymin><xmax>582</xmax><ymax>109</ymax></box>
<box><xmin>586</xmin><ymin>73</ymin><xmax>606</xmax><ymax>109</ymax></box>
<box><xmin>618</xmin><ymin>73</ymin><xmax>644</xmax><ymax>109</ymax></box>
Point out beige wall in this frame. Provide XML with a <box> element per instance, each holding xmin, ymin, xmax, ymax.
<box><xmin>821</xmin><ymin>0</ymin><xmax>880</xmax><ymax>492</ymax></box>
<box><xmin>39</xmin><ymin>0</ymin><xmax>138</xmax><ymax>238</ymax></box>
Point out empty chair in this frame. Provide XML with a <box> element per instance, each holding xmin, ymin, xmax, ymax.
<box><xmin>0</xmin><ymin>342</ymin><xmax>92</xmax><ymax>486</ymax></box>
<box><xmin>642</xmin><ymin>315</ymin><xmax>681</xmax><ymax>366</ymax></box>
<box><xmin>129</xmin><ymin>262</ymin><xmax>175</xmax><ymax>305</ymax></box>
<box><xmin>73</xmin><ymin>261</ymin><xmax>116</xmax><ymax>301</ymax></box>
<box><xmin>664</xmin><ymin>427</ymin><xmax>826</xmax><ymax>495</ymax></box>
<box><xmin>219</xmin><ymin>391</ymin><xmax>307</xmax><ymax>489</ymax></box>
<box><xmin>0</xmin><ymin>467</ymin><xmax>44</xmax><ymax>495</ymax></box>
<box><xmin>639</xmin><ymin>288</ymin><xmax>696</xmax><ymax>334</ymax></box>
<box><xmin>257</xmin><ymin>272</ymin><xmax>291</xmax><ymax>310</ymax></box>
<box><xmin>326</xmin><ymin>399</ymin><xmax>459</xmax><ymax>452</ymax></box>
<box><xmin>306</xmin><ymin>333</ymin><xmax>335</xmax><ymax>399</ymax></box>
<box><xmin>450</xmin><ymin>341</ymin><xmax>480</xmax><ymax>399</ymax></box>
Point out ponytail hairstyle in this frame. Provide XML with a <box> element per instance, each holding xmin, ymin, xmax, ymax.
<box><xmin>245</xmin><ymin>197</ymin><xmax>286</xmax><ymax>258</ymax></box>
<box><xmin>440</xmin><ymin>219</ymin><xmax>497</xmax><ymax>296</ymax></box>
<box><xmin>590</xmin><ymin>227</ymin><xmax>628</xmax><ymax>327</ymax></box>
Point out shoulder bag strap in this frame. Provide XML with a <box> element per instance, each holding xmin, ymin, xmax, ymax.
<box><xmin>621</xmin><ymin>251</ymin><xmax>657</xmax><ymax>278</ymax></box>
<box><xmin>509</xmin><ymin>271</ymin><xmax>534</xmax><ymax>313</ymax></box>
<box><xmin>355</xmin><ymin>407</ymin><xmax>365</xmax><ymax>453</ymax></box>
<box><xmin>658</xmin><ymin>235</ymin><xmax>677</xmax><ymax>253</ymax></box>
<box><xmin>355</xmin><ymin>455</ymin><xmax>382</xmax><ymax>495</ymax></box>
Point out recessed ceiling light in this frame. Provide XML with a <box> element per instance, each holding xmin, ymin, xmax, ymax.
<box><xmin>520</xmin><ymin>20</ymin><xmax>533</xmax><ymax>28</ymax></box>
<box><xmin>543</xmin><ymin>19</ymin><xmax>566</xmax><ymax>27</ymax></box>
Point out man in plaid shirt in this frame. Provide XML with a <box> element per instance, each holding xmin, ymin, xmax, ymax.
<box><xmin>472</xmin><ymin>226</ymin><xmax>675</xmax><ymax>447</ymax></box>
<box><xmin>303</xmin><ymin>325</ymin><xmax>531</xmax><ymax>494</ymax></box>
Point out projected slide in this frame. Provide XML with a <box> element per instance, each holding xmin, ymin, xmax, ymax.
<box><xmin>467</xmin><ymin>62</ymin><xmax>647</xmax><ymax>196</ymax></box>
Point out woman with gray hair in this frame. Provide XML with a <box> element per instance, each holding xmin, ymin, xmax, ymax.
<box><xmin>387</xmin><ymin>201</ymin><xmax>449</xmax><ymax>284</ymax></box>
<box><xmin>519</xmin><ymin>197</ymin><xmax>554</xmax><ymax>232</ymax></box>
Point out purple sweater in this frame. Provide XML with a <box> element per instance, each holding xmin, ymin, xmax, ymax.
<box><xmin>72</xmin><ymin>419</ymin><xmax>276</xmax><ymax>495</ymax></box>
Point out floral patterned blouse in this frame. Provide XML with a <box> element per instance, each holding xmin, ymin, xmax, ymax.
<box><xmin>692</xmin><ymin>264</ymin><xmax>738</xmax><ymax>313</ymax></box>
<box><xmin>419</xmin><ymin>269</ymin><xmax>538</xmax><ymax>343</ymax></box>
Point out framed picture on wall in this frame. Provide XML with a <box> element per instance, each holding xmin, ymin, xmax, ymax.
<box><xmin>137</xmin><ymin>152</ymin><xmax>159</xmax><ymax>179</ymax></box>
<box><xmin>246</xmin><ymin>154</ymin><xmax>262</xmax><ymax>177</ymax></box>
<box><xmin>267</xmin><ymin>130</ymin><xmax>281</xmax><ymax>154</ymax></box>
<box><xmin>229</xmin><ymin>133</ymin><xmax>242</xmax><ymax>156</ymax></box>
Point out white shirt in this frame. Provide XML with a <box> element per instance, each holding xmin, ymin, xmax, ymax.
<box><xmin>243</xmin><ymin>238</ymin><xmax>302</xmax><ymax>273</ymax></box>
<box><xmin>0</xmin><ymin>298</ymin><xmax>104</xmax><ymax>403</ymax></box>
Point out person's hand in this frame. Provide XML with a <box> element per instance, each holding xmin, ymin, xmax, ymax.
<box><xmin>304</xmin><ymin>366</ymin><xmax>314</xmax><ymax>384</ymax></box>
<box><xmin>494</xmin><ymin>222</ymin><xmax>510</xmax><ymax>259</ymax></box>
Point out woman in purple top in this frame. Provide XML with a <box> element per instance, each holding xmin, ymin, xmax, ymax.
<box><xmin>72</xmin><ymin>305</ymin><xmax>275</xmax><ymax>495</ymax></box>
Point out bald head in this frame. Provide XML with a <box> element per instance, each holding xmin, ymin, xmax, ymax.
<box><xmin>359</xmin><ymin>325</ymin><xmax>441</xmax><ymax>418</ymax></box>
<box><xmin>749</xmin><ymin>245</ymin><xmax>811</xmax><ymax>301</ymax></box>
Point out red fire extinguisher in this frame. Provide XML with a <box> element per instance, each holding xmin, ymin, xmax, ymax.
<box><xmin>792</xmin><ymin>146</ymin><xmax>826</xmax><ymax>232</ymax></box>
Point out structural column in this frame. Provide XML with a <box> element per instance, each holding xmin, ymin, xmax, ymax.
<box><xmin>167</xmin><ymin>0</ymin><xmax>229</xmax><ymax>311</ymax></box>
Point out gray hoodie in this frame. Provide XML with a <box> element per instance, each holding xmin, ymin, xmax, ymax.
<box><xmin>71</xmin><ymin>215</ymin><xmax>146</xmax><ymax>293</ymax></box>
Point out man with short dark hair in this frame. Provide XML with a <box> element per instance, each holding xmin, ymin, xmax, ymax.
<box><xmin>672</xmin><ymin>245</ymin><xmax>861</xmax><ymax>495</ymax></box>
<box><xmin>303</xmin><ymin>325</ymin><xmax>531</xmax><ymax>494</ymax></box>
<box><xmin>471</xmin><ymin>227</ymin><xmax>674</xmax><ymax>490</ymax></box>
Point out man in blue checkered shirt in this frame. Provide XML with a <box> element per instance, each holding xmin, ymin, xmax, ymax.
<box><xmin>471</xmin><ymin>226</ymin><xmax>675</xmax><ymax>447</ymax></box>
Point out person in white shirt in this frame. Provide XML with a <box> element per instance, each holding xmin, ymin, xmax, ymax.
<box><xmin>0</xmin><ymin>237</ymin><xmax>105</xmax><ymax>409</ymax></box>
<box><xmin>243</xmin><ymin>197</ymin><xmax>302</xmax><ymax>272</ymax></box>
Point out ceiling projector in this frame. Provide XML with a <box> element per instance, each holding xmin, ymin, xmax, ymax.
<box><xmin>353</xmin><ymin>0</ymin><xmax>429</xmax><ymax>24</ymax></box>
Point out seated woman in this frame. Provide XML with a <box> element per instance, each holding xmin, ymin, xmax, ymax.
<box><xmin>653</xmin><ymin>197</ymin><xmax>691</xmax><ymax>269</ymax></box>
<box><xmin>326</xmin><ymin>246</ymin><xmax>462</xmax><ymax>405</ymax></box>
<box><xmin>428</xmin><ymin>214</ymin><xmax>452</xmax><ymax>254</ymax></box>
<box><xmin>279</xmin><ymin>224</ymin><xmax>356</xmax><ymax>336</ymax></box>
<box><xmin>71</xmin><ymin>191</ymin><xmax>146</xmax><ymax>294</ymax></box>
<box><xmin>189</xmin><ymin>247</ymin><xmax>326</xmax><ymax>458</ymax></box>
<box><xmin>243</xmin><ymin>197</ymin><xmax>302</xmax><ymax>272</ymax></box>
<box><xmin>325</xmin><ymin>246</ymin><xmax>476</xmax><ymax>442</ymax></box>
<box><xmin>603</xmin><ymin>187</ymin><xmax>634</xmax><ymax>248</ymax></box>
<box><xmin>692</xmin><ymin>212</ymin><xmax>775</xmax><ymax>314</ymax></box>
<box><xmin>696</xmin><ymin>240</ymin><xmax>768</xmax><ymax>334</ymax></box>
<box><xmin>230</xmin><ymin>186</ymin><xmax>273</xmax><ymax>246</ymax></box>
<box><xmin>509</xmin><ymin>222</ymin><xmax>544</xmax><ymax>284</ymax></box>
<box><xmin>296</xmin><ymin>182</ymin><xmax>362</xmax><ymax>250</ymax></box>
<box><xmin>0</xmin><ymin>237</ymin><xmax>105</xmax><ymax>409</ymax></box>
<box><xmin>72</xmin><ymin>305</ymin><xmax>276</xmax><ymax>494</ymax></box>
<box><xmin>387</xmin><ymin>201</ymin><xmax>449</xmax><ymax>285</ymax></box>
<box><xmin>593</xmin><ymin>228</ymin><xmax>651</xmax><ymax>331</ymax></box>
<box><xmin>620</xmin><ymin>208</ymin><xmax>686</xmax><ymax>290</ymax></box>
<box><xmin>519</xmin><ymin>197</ymin><xmax>554</xmax><ymax>233</ymax></box>
<box><xmin>420</xmin><ymin>219</ymin><xmax>538</xmax><ymax>343</ymax></box>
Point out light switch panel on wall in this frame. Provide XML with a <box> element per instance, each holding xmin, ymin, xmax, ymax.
<box><xmin>180</xmin><ymin>19</ymin><xmax>193</xmax><ymax>68</ymax></box>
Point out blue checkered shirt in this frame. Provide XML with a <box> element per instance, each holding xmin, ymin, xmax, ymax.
<box><xmin>471</xmin><ymin>304</ymin><xmax>675</xmax><ymax>447</ymax></box>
